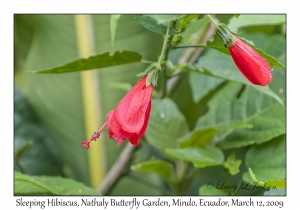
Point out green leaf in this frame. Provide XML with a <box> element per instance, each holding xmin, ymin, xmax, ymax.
<box><xmin>227</xmin><ymin>15</ymin><xmax>286</xmax><ymax>32</ymax></box>
<box><xmin>148</xmin><ymin>14</ymin><xmax>188</xmax><ymax>23</ymax></box>
<box><xmin>248</xmin><ymin>168</ymin><xmax>286</xmax><ymax>188</ymax></box>
<box><xmin>195</xmin><ymin>50</ymin><xmax>237</xmax><ymax>81</ymax></box>
<box><xmin>179</xmin><ymin>128</ymin><xmax>219</xmax><ymax>148</ymax></box>
<box><xmin>165</xmin><ymin>146</ymin><xmax>224</xmax><ymax>168</ymax></box>
<box><xmin>195</xmin><ymin>82</ymin><xmax>285</xmax><ymax>149</ymax></box>
<box><xmin>196</xmin><ymin>50</ymin><xmax>283</xmax><ymax>104</ymax></box>
<box><xmin>109</xmin><ymin>82</ymin><xmax>132</xmax><ymax>92</ymax></box>
<box><xmin>219</xmin><ymin>103</ymin><xmax>285</xmax><ymax>149</ymax></box>
<box><xmin>109</xmin><ymin>174</ymin><xmax>164</xmax><ymax>196</ymax></box>
<box><xmin>14</xmin><ymin>86</ymin><xmax>63</xmax><ymax>176</ymax></box>
<box><xmin>28</xmin><ymin>50</ymin><xmax>142</xmax><ymax>73</ymax></box>
<box><xmin>264</xmin><ymin>189</ymin><xmax>286</xmax><ymax>196</ymax></box>
<box><xmin>135</xmin><ymin>16</ymin><xmax>178</xmax><ymax>35</ymax></box>
<box><xmin>131</xmin><ymin>160</ymin><xmax>173</xmax><ymax>180</ymax></box>
<box><xmin>145</xmin><ymin>98</ymin><xmax>189</xmax><ymax>152</ymax></box>
<box><xmin>14</xmin><ymin>171</ymin><xmax>101</xmax><ymax>195</ymax></box>
<box><xmin>207</xmin><ymin>34</ymin><xmax>230</xmax><ymax>54</ymax></box>
<box><xmin>252</xmin><ymin>86</ymin><xmax>283</xmax><ymax>105</ymax></box>
<box><xmin>110</xmin><ymin>15</ymin><xmax>121</xmax><ymax>46</ymax></box>
<box><xmin>223</xmin><ymin>153</ymin><xmax>242</xmax><ymax>175</ymax></box>
<box><xmin>181</xmin><ymin>16</ymin><xmax>210</xmax><ymax>37</ymax></box>
<box><xmin>179</xmin><ymin>120</ymin><xmax>253</xmax><ymax>148</ymax></box>
<box><xmin>263</xmin><ymin>35</ymin><xmax>286</xmax><ymax>59</ymax></box>
<box><xmin>243</xmin><ymin>135</ymin><xmax>285</xmax><ymax>183</ymax></box>
<box><xmin>199</xmin><ymin>185</ymin><xmax>229</xmax><ymax>195</ymax></box>
<box><xmin>188</xmin><ymin>69</ymin><xmax>224</xmax><ymax>103</ymax></box>
<box><xmin>267</xmin><ymin>54</ymin><xmax>286</xmax><ymax>102</ymax></box>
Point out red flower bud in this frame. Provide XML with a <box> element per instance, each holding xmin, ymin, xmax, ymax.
<box><xmin>82</xmin><ymin>76</ymin><xmax>153</xmax><ymax>149</ymax></box>
<box><xmin>228</xmin><ymin>37</ymin><xmax>273</xmax><ymax>86</ymax></box>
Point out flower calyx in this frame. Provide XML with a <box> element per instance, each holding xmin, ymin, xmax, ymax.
<box><xmin>215</xmin><ymin>23</ymin><xmax>237</xmax><ymax>48</ymax></box>
<box><xmin>136</xmin><ymin>62</ymin><xmax>161</xmax><ymax>87</ymax></box>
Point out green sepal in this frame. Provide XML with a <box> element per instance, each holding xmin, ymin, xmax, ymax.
<box><xmin>137</xmin><ymin>62</ymin><xmax>161</xmax><ymax>87</ymax></box>
<box><xmin>146</xmin><ymin>70</ymin><xmax>155</xmax><ymax>86</ymax></box>
<box><xmin>136</xmin><ymin>63</ymin><xmax>155</xmax><ymax>78</ymax></box>
<box><xmin>215</xmin><ymin>23</ymin><xmax>237</xmax><ymax>47</ymax></box>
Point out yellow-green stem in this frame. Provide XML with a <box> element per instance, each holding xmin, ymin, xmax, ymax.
<box><xmin>75</xmin><ymin>15</ymin><xmax>105</xmax><ymax>189</ymax></box>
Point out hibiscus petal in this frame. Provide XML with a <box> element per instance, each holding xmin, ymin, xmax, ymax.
<box><xmin>230</xmin><ymin>49</ymin><xmax>259</xmax><ymax>85</ymax></box>
<box><xmin>114</xmin><ymin>77</ymin><xmax>153</xmax><ymax>133</ymax></box>
<box><xmin>128</xmin><ymin>100</ymin><xmax>152</xmax><ymax>146</ymax></box>
<box><xmin>107</xmin><ymin>110</ymin><xmax>133</xmax><ymax>145</ymax></box>
<box><xmin>229</xmin><ymin>38</ymin><xmax>272</xmax><ymax>86</ymax></box>
<box><xmin>128</xmin><ymin>134</ymin><xmax>140</xmax><ymax>146</ymax></box>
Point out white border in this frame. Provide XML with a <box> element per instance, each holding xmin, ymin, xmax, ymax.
<box><xmin>2</xmin><ymin>0</ymin><xmax>298</xmax><ymax>209</ymax></box>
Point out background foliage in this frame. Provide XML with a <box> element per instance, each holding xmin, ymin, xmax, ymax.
<box><xmin>14</xmin><ymin>14</ymin><xmax>286</xmax><ymax>196</ymax></box>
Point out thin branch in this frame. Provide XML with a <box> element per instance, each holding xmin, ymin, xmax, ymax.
<box><xmin>190</xmin><ymin>21</ymin><xmax>216</xmax><ymax>64</ymax></box>
<box><xmin>97</xmin><ymin>142</ymin><xmax>136</xmax><ymax>195</ymax></box>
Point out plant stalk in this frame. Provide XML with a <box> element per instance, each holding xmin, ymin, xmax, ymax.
<box><xmin>75</xmin><ymin>14</ymin><xmax>106</xmax><ymax>189</ymax></box>
<box><xmin>207</xmin><ymin>15</ymin><xmax>217</xmax><ymax>27</ymax></box>
<box><xmin>158</xmin><ymin>21</ymin><xmax>172</xmax><ymax>64</ymax></box>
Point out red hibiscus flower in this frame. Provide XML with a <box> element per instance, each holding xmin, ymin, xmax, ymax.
<box><xmin>228</xmin><ymin>36</ymin><xmax>273</xmax><ymax>86</ymax></box>
<box><xmin>82</xmin><ymin>76</ymin><xmax>153</xmax><ymax>149</ymax></box>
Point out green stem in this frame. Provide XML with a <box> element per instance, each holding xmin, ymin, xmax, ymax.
<box><xmin>232</xmin><ymin>180</ymin><xmax>243</xmax><ymax>196</ymax></box>
<box><xmin>16</xmin><ymin>161</ymin><xmax>30</xmax><ymax>175</ymax></box>
<box><xmin>207</xmin><ymin>15</ymin><xmax>217</xmax><ymax>27</ymax></box>
<box><xmin>224</xmin><ymin>167</ymin><xmax>232</xmax><ymax>195</ymax></box>
<box><xmin>177</xmin><ymin>160</ymin><xmax>187</xmax><ymax>180</ymax></box>
<box><xmin>158</xmin><ymin>21</ymin><xmax>172</xmax><ymax>64</ymax></box>
<box><xmin>161</xmin><ymin>67</ymin><xmax>167</xmax><ymax>98</ymax></box>
<box><xmin>158</xmin><ymin>21</ymin><xmax>173</xmax><ymax>97</ymax></box>
<box><xmin>170</xmin><ymin>161</ymin><xmax>192</xmax><ymax>195</ymax></box>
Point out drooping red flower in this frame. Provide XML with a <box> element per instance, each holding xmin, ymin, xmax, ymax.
<box><xmin>228</xmin><ymin>37</ymin><xmax>273</xmax><ymax>86</ymax></box>
<box><xmin>82</xmin><ymin>76</ymin><xmax>153</xmax><ymax>149</ymax></box>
